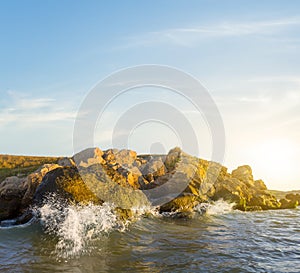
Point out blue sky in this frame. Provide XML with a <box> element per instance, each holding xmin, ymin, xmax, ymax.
<box><xmin>1</xmin><ymin>0</ymin><xmax>300</xmax><ymax>189</ymax></box>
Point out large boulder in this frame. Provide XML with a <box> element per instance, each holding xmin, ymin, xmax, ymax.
<box><xmin>22</xmin><ymin>164</ymin><xmax>60</xmax><ymax>207</ymax></box>
<box><xmin>149</xmin><ymin>153</ymin><xmax>223</xmax><ymax>212</ymax></box>
<box><xmin>285</xmin><ymin>193</ymin><xmax>300</xmax><ymax>204</ymax></box>
<box><xmin>253</xmin><ymin>179</ymin><xmax>267</xmax><ymax>191</ymax></box>
<box><xmin>141</xmin><ymin>157</ymin><xmax>167</xmax><ymax>182</ymax></box>
<box><xmin>159</xmin><ymin>194</ymin><xmax>200</xmax><ymax>214</ymax></box>
<box><xmin>57</xmin><ymin>157</ymin><xmax>75</xmax><ymax>167</ymax></box>
<box><xmin>212</xmin><ymin>177</ymin><xmax>248</xmax><ymax>210</ymax></box>
<box><xmin>34</xmin><ymin>167</ymin><xmax>101</xmax><ymax>204</ymax></box>
<box><xmin>72</xmin><ymin>148</ymin><xmax>143</xmax><ymax>190</ymax></box>
<box><xmin>212</xmin><ymin>176</ymin><xmax>281</xmax><ymax>211</ymax></box>
<box><xmin>164</xmin><ymin>147</ymin><xmax>182</xmax><ymax>171</ymax></box>
<box><xmin>114</xmin><ymin>149</ymin><xmax>137</xmax><ymax>166</ymax></box>
<box><xmin>232</xmin><ymin>165</ymin><xmax>254</xmax><ymax>187</ymax></box>
<box><xmin>0</xmin><ymin>176</ymin><xmax>27</xmax><ymax>220</ymax></box>
<box><xmin>34</xmin><ymin>165</ymin><xmax>150</xmax><ymax>209</ymax></box>
<box><xmin>279</xmin><ymin>198</ymin><xmax>298</xmax><ymax>209</ymax></box>
<box><xmin>248</xmin><ymin>193</ymin><xmax>281</xmax><ymax>210</ymax></box>
<box><xmin>73</xmin><ymin>147</ymin><xmax>105</xmax><ymax>167</ymax></box>
<box><xmin>100</xmin><ymin>149</ymin><xmax>137</xmax><ymax>166</ymax></box>
<box><xmin>0</xmin><ymin>163</ymin><xmax>60</xmax><ymax>221</ymax></box>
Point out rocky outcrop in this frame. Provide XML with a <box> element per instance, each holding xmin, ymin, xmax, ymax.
<box><xmin>212</xmin><ymin>166</ymin><xmax>280</xmax><ymax>211</ymax></box>
<box><xmin>0</xmin><ymin>163</ymin><xmax>60</xmax><ymax>221</ymax></box>
<box><xmin>279</xmin><ymin>198</ymin><xmax>298</xmax><ymax>209</ymax></box>
<box><xmin>285</xmin><ymin>193</ymin><xmax>300</xmax><ymax>204</ymax></box>
<box><xmin>0</xmin><ymin>147</ymin><xmax>298</xmax><ymax>223</ymax></box>
<box><xmin>22</xmin><ymin>164</ymin><xmax>61</xmax><ymax>207</ymax></box>
<box><xmin>0</xmin><ymin>176</ymin><xmax>27</xmax><ymax>220</ymax></box>
<box><xmin>73</xmin><ymin>147</ymin><xmax>105</xmax><ymax>167</ymax></box>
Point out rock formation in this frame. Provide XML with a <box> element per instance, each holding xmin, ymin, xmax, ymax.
<box><xmin>0</xmin><ymin>147</ymin><xmax>298</xmax><ymax>223</ymax></box>
<box><xmin>0</xmin><ymin>164</ymin><xmax>60</xmax><ymax>221</ymax></box>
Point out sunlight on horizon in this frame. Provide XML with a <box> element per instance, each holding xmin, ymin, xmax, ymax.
<box><xmin>243</xmin><ymin>138</ymin><xmax>300</xmax><ymax>190</ymax></box>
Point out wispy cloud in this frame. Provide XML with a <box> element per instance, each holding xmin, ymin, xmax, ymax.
<box><xmin>0</xmin><ymin>91</ymin><xmax>77</xmax><ymax>125</ymax></box>
<box><xmin>247</xmin><ymin>76</ymin><xmax>300</xmax><ymax>83</ymax></box>
<box><xmin>122</xmin><ymin>17</ymin><xmax>300</xmax><ymax>48</ymax></box>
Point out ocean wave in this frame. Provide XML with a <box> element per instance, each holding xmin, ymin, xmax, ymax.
<box><xmin>0</xmin><ymin>217</ymin><xmax>36</xmax><ymax>230</ymax></box>
<box><xmin>37</xmin><ymin>196</ymin><xmax>122</xmax><ymax>258</ymax></box>
<box><xmin>194</xmin><ymin>200</ymin><xmax>235</xmax><ymax>215</ymax></box>
<box><xmin>35</xmin><ymin>194</ymin><xmax>160</xmax><ymax>259</ymax></box>
<box><xmin>0</xmin><ymin>198</ymin><xmax>236</xmax><ymax>259</ymax></box>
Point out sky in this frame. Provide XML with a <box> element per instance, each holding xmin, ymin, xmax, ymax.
<box><xmin>0</xmin><ymin>0</ymin><xmax>300</xmax><ymax>190</ymax></box>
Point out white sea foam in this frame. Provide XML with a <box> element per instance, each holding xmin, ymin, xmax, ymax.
<box><xmin>34</xmin><ymin>194</ymin><xmax>235</xmax><ymax>258</ymax></box>
<box><xmin>195</xmin><ymin>200</ymin><xmax>235</xmax><ymax>215</ymax></box>
<box><xmin>37</xmin><ymin>195</ymin><xmax>122</xmax><ymax>258</ymax></box>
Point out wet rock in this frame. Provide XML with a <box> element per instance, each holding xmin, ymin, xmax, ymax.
<box><xmin>245</xmin><ymin>206</ymin><xmax>262</xmax><ymax>211</ymax></box>
<box><xmin>280</xmin><ymin>198</ymin><xmax>298</xmax><ymax>209</ymax></box>
<box><xmin>0</xmin><ymin>146</ymin><xmax>295</xmax><ymax>222</ymax></box>
<box><xmin>285</xmin><ymin>193</ymin><xmax>300</xmax><ymax>204</ymax></box>
<box><xmin>213</xmin><ymin>178</ymin><xmax>247</xmax><ymax>206</ymax></box>
<box><xmin>15</xmin><ymin>210</ymin><xmax>34</xmax><ymax>225</ymax></box>
<box><xmin>0</xmin><ymin>176</ymin><xmax>27</xmax><ymax>220</ymax></box>
<box><xmin>159</xmin><ymin>194</ymin><xmax>200</xmax><ymax>213</ymax></box>
<box><xmin>248</xmin><ymin>194</ymin><xmax>281</xmax><ymax>210</ymax></box>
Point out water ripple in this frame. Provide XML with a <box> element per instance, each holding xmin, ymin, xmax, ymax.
<box><xmin>0</xmin><ymin>207</ymin><xmax>300</xmax><ymax>272</ymax></box>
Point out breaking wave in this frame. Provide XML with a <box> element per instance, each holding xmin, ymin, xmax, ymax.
<box><xmin>37</xmin><ymin>195</ymin><xmax>123</xmax><ymax>258</ymax></box>
<box><xmin>195</xmin><ymin>200</ymin><xmax>235</xmax><ymax>215</ymax></box>
<box><xmin>36</xmin><ymin>198</ymin><xmax>235</xmax><ymax>259</ymax></box>
<box><xmin>0</xmin><ymin>196</ymin><xmax>236</xmax><ymax>259</ymax></box>
<box><xmin>36</xmin><ymin>194</ymin><xmax>158</xmax><ymax>259</ymax></box>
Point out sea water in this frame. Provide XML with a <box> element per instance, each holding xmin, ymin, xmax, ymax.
<box><xmin>0</xmin><ymin>200</ymin><xmax>299</xmax><ymax>273</ymax></box>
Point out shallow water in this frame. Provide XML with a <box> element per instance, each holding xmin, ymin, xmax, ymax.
<box><xmin>0</xmin><ymin>203</ymin><xmax>299</xmax><ymax>273</ymax></box>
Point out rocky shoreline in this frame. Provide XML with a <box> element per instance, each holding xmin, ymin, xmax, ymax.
<box><xmin>0</xmin><ymin>147</ymin><xmax>299</xmax><ymax>225</ymax></box>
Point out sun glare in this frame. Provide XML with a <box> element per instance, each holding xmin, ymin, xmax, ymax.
<box><xmin>246</xmin><ymin>138</ymin><xmax>299</xmax><ymax>189</ymax></box>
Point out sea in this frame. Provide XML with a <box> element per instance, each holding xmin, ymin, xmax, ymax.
<box><xmin>0</xmin><ymin>200</ymin><xmax>299</xmax><ymax>273</ymax></box>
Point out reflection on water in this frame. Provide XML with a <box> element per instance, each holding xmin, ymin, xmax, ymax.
<box><xmin>0</xmin><ymin>208</ymin><xmax>300</xmax><ymax>273</ymax></box>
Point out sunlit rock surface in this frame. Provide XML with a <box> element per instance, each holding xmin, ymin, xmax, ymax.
<box><xmin>0</xmin><ymin>147</ymin><xmax>297</xmax><ymax>222</ymax></box>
